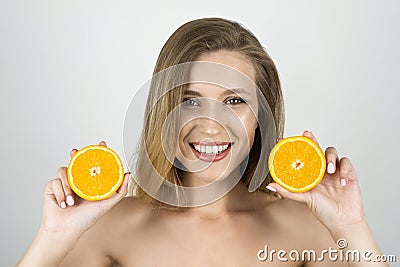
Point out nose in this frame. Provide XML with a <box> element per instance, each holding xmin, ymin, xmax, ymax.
<box><xmin>195</xmin><ymin>117</ymin><xmax>224</xmax><ymax>136</ymax></box>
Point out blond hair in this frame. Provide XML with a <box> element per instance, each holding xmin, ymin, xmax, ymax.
<box><xmin>128</xmin><ymin>18</ymin><xmax>285</xmax><ymax>204</ymax></box>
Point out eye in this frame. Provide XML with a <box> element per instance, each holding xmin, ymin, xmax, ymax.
<box><xmin>225</xmin><ymin>97</ymin><xmax>246</xmax><ymax>105</ymax></box>
<box><xmin>182</xmin><ymin>98</ymin><xmax>200</xmax><ymax>107</ymax></box>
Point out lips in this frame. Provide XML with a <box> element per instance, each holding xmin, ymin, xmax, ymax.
<box><xmin>189</xmin><ymin>141</ymin><xmax>233</xmax><ymax>162</ymax></box>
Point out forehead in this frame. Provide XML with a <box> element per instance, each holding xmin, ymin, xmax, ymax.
<box><xmin>187</xmin><ymin>51</ymin><xmax>257</xmax><ymax>96</ymax></box>
<box><xmin>195</xmin><ymin>51</ymin><xmax>256</xmax><ymax>81</ymax></box>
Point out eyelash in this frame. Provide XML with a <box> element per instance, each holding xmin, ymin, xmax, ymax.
<box><xmin>182</xmin><ymin>97</ymin><xmax>246</xmax><ymax>106</ymax></box>
<box><xmin>226</xmin><ymin>97</ymin><xmax>246</xmax><ymax>105</ymax></box>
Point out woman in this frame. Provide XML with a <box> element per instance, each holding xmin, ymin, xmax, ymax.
<box><xmin>18</xmin><ymin>18</ymin><xmax>386</xmax><ymax>266</ymax></box>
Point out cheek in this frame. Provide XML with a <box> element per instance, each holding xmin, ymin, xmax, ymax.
<box><xmin>237</xmin><ymin>109</ymin><xmax>258</xmax><ymax>145</ymax></box>
<box><xmin>247</xmin><ymin>120</ymin><xmax>257</xmax><ymax>147</ymax></box>
<box><xmin>178</xmin><ymin>124</ymin><xmax>189</xmax><ymax>148</ymax></box>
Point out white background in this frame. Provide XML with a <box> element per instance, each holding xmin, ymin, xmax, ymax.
<box><xmin>1</xmin><ymin>0</ymin><xmax>399</xmax><ymax>265</ymax></box>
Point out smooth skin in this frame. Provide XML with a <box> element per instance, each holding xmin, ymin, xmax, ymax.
<box><xmin>18</xmin><ymin>139</ymin><xmax>386</xmax><ymax>267</ymax></box>
<box><xmin>18</xmin><ymin>51</ymin><xmax>387</xmax><ymax>267</ymax></box>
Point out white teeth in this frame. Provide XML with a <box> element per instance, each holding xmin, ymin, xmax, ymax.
<box><xmin>192</xmin><ymin>143</ymin><xmax>231</xmax><ymax>154</ymax></box>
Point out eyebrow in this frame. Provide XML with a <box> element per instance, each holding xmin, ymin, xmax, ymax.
<box><xmin>183</xmin><ymin>88</ymin><xmax>250</xmax><ymax>97</ymax></box>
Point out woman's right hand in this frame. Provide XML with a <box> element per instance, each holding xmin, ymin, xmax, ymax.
<box><xmin>41</xmin><ymin>141</ymin><xmax>130</xmax><ymax>236</ymax></box>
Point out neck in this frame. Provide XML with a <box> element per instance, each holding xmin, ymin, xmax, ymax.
<box><xmin>179</xmin><ymin>168</ymin><xmax>265</xmax><ymax>219</ymax></box>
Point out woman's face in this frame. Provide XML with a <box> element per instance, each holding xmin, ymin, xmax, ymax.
<box><xmin>175</xmin><ymin>51</ymin><xmax>258</xmax><ymax>185</ymax></box>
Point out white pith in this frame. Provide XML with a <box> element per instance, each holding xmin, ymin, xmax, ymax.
<box><xmin>90</xmin><ymin>166</ymin><xmax>101</xmax><ymax>176</ymax></box>
<box><xmin>292</xmin><ymin>160</ymin><xmax>304</xmax><ymax>171</ymax></box>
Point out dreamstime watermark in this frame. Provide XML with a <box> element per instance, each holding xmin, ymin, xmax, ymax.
<box><xmin>257</xmin><ymin>238</ymin><xmax>397</xmax><ymax>263</ymax></box>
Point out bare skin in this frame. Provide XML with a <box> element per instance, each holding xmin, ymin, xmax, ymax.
<box><xmin>59</xmin><ymin>187</ymin><xmax>345</xmax><ymax>267</ymax></box>
<box><xmin>18</xmin><ymin>51</ymin><xmax>386</xmax><ymax>267</ymax></box>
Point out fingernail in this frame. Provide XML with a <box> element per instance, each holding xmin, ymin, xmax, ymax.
<box><xmin>266</xmin><ymin>185</ymin><xmax>277</xmax><ymax>192</ymax></box>
<box><xmin>327</xmin><ymin>162</ymin><xmax>335</xmax><ymax>174</ymax></box>
<box><xmin>66</xmin><ymin>195</ymin><xmax>74</xmax><ymax>206</ymax></box>
<box><xmin>60</xmin><ymin>201</ymin><xmax>67</xmax><ymax>209</ymax></box>
<box><xmin>340</xmin><ymin>178</ymin><xmax>347</xmax><ymax>186</ymax></box>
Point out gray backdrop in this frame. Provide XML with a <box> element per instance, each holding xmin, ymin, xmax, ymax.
<box><xmin>1</xmin><ymin>0</ymin><xmax>399</xmax><ymax>266</ymax></box>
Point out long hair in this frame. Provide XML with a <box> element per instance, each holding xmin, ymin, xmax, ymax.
<box><xmin>128</xmin><ymin>18</ymin><xmax>285</xmax><ymax>204</ymax></box>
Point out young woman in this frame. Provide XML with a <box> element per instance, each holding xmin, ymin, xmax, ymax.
<box><xmin>18</xmin><ymin>18</ymin><xmax>386</xmax><ymax>266</ymax></box>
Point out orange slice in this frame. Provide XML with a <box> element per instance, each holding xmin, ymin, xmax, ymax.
<box><xmin>67</xmin><ymin>145</ymin><xmax>124</xmax><ymax>201</ymax></box>
<box><xmin>268</xmin><ymin>136</ymin><xmax>326</xmax><ymax>192</ymax></box>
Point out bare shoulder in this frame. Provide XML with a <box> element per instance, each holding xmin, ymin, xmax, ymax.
<box><xmin>60</xmin><ymin>197</ymin><xmax>153</xmax><ymax>266</ymax></box>
<box><xmin>261</xmin><ymin>195</ymin><xmax>339</xmax><ymax>251</ymax></box>
<box><xmin>101</xmin><ymin>196</ymin><xmax>153</xmax><ymax>223</ymax></box>
<box><xmin>93</xmin><ymin>196</ymin><xmax>157</xmax><ymax>238</ymax></box>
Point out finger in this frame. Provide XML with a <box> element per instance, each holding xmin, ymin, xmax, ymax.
<box><xmin>57</xmin><ymin>167</ymin><xmax>75</xmax><ymax>206</ymax></box>
<box><xmin>109</xmin><ymin>172</ymin><xmax>131</xmax><ymax>200</ymax></box>
<box><xmin>266</xmin><ymin>183</ymin><xmax>310</xmax><ymax>204</ymax></box>
<box><xmin>303</xmin><ymin>130</ymin><xmax>319</xmax><ymax>146</ymax></box>
<box><xmin>116</xmin><ymin>172</ymin><xmax>131</xmax><ymax>196</ymax></box>
<box><xmin>99</xmin><ymin>140</ymin><xmax>107</xmax><ymax>147</ymax></box>
<box><xmin>70</xmin><ymin>148</ymin><xmax>78</xmax><ymax>157</ymax></box>
<box><xmin>338</xmin><ymin>157</ymin><xmax>358</xmax><ymax>186</ymax></box>
<box><xmin>325</xmin><ymin>146</ymin><xmax>339</xmax><ymax>174</ymax></box>
<box><xmin>47</xmin><ymin>178</ymin><xmax>67</xmax><ymax>208</ymax></box>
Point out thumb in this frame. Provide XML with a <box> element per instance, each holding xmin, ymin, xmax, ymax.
<box><xmin>95</xmin><ymin>172</ymin><xmax>130</xmax><ymax>209</ymax></box>
<box><xmin>107</xmin><ymin>172</ymin><xmax>130</xmax><ymax>202</ymax></box>
<box><xmin>266</xmin><ymin>183</ymin><xmax>309</xmax><ymax>204</ymax></box>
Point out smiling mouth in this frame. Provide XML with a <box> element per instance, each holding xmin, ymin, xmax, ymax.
<box><xmin>190</xmin><ymin>142</ymin><xmax>232</xmax><ymax>154</ymax></box>
<box><xmin>189</xmin><ymin>141</ymin><xmax>233</xmax><ymax>162</ymax></box>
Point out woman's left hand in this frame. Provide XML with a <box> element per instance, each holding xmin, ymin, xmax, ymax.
<box><xmin>267</xmin><ymin>130</ymin><xmax>367</xmax><ymax>233</ymax></box>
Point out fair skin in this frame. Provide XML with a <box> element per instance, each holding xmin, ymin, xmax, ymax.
<box><xmin>18</xmin><ymin>51</ymin><xmax>387</xmax><ymax>267</ymax></box>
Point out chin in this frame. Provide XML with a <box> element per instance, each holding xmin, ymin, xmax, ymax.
<box><xmin>193</xmin><ymin>165</ymin><xmax>239</xmax><ymax>183</ymax></box>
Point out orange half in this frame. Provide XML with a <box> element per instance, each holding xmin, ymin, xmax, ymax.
<box><xmin>268</xmin><ymin>136</ymin><xmax>326</xmax><ymax>193</ymax></box>
<box><xmin>67</xmin><ymin>145</ymin><xmax>124</xmax><ymax>201</ymax></box>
